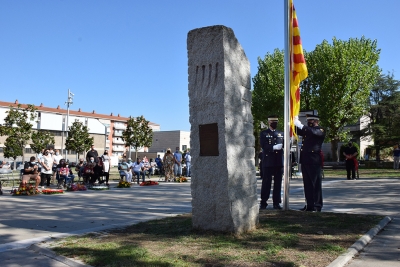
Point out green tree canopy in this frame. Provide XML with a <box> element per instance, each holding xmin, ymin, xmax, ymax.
<box><xmin>302</xmin><ymin>36</ymin><xmax>380</xmax><ymax>161</ymax></box>
<box><xmin>359</xmin><ymin>72</ymin><xmax>400</xmax><ymax>159</ymax></box>
<box><xmin>65</xmin><ymin>120</ymin><xmax>93</xmax><ymax>159</ymax></box>
<box><xmin>30</xmin><ymin>130</ymin><xmax>55</xmax><ymax>154</ymax></box>
<box><xmin>122</xmin><ymin>115</ymin><xmax>153</xmax><ymax>160</ymax></box>
<box><xmin>0</xmin><ymin>104</ymin><xmax>37</xmax><ymax>165</ymax></box>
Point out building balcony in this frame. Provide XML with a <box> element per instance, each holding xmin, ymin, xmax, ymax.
<box><xmin>112</xmin><ymin>145</ymin><xmax>125</xmax><ymax>152</ymax></box>
<box><xmin>113</xmin><ymin>131</ymin><xmax>123</xmax><ymax>137</ymax></box>
<box><xmin>112</xmin><ymin>138</ymin><xmax>125</xmax><ymax>144</ymax></box>
<box><xmin>113</xmin><ymin>123</ymin><xmax>126</xmax><ymax>130</ymax></box>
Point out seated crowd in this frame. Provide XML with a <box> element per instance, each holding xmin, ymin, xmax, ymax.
<box><xmin>118</xmin><ymin>156</ymin><xmax>157</xmax><ymax>184</ymax></box>
<box><xmin>3</xmin><ymin>145</ymin><xmax>191</xmax><ymax>190</ymax></box>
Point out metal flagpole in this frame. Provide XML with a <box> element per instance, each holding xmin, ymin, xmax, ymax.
<box><xmin>65</xmin><ymin>89</ymin><xmax>74</xmax><ymax>160</ymax></box>
<box><xmin>283</xmin><ymin>0</ymin><xmax>291</xmax><ymax>210</ymax></box>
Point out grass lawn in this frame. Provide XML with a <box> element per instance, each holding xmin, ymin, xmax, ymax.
<box><xmin>323</xmin><ymin>168</ymin><xmax>400</xmax><ymax>179</ymax></box>
<box><xmin>49</xmin><ymin>211</ymin><xmax>383</xmax><ymax>267</ymax></box>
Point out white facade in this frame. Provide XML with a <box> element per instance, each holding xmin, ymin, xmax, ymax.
<box><xmin>0</xmin><ymin>101</ymin><xmax>160</xmax><ymax>162</ymax></box>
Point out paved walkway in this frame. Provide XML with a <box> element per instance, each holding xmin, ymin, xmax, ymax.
<box><xmin>0</xmin><ymin>177</ymin><xmax>399</xmax><ymax>266</ymax></box>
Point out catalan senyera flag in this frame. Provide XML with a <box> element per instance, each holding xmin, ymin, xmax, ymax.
<box><xmin>289</xmin><ymin>0</ymin><xmax>308</xmax><ymax>138</ymax></box>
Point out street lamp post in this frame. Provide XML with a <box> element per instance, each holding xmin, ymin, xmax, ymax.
<box><xmin>64</xmin><ymin>89</ymin><xmax>74</xmax><ymax>160</ymax></box>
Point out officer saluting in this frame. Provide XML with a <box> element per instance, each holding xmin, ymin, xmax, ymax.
<box><xmin>259</xmin><ymin>115</ymin><xmax>284</xmax><ymax>210</ymax></box>
<box><xmin>294</xmin><ymin>114</ymin><xmax>326</xmax><ymax>212</ymax></box>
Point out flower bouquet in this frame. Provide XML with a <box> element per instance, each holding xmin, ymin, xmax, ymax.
<box><xmin>11</xmin><ymin>182</ymin><xmax>40</xmax><ymax>196</ymax></box>
<box><xmin>175</xmin><ymin>176</ymin><xmax>188</xmax><ymax>183</ymax></box>
<box><xmin>67</xmin><ymin>183</ymin><xmax>87</xmax><ymax>191</ymax></box>
<box><xmin>42</xmin><ymin>189</ymin><xmax>64</xmax><ymax>194</ymax></box>
<box><xmin>139</xmin><ymin>181</ymin><xmax>159</xmax><ymax>186</ymax></box>
<box><xmin>117</xmin><ymin>181</ymin><xmax>131</xmax><ymax>188</ymax></box>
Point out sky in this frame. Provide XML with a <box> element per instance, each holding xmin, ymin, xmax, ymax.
<box><xmin>0</xmin><ymin>0</ymin><xmax>398</xmax><ymax>132</ymax></box>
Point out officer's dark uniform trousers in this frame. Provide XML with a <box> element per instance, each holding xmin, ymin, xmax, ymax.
<box><xmin>260</xmin><ymin>128</ymin><xmax>284</xmax><ymax>206</ymax></box>
<box><xmin>297</xmin><ymin>125</ymin><xmax>325</xmax><ymax>211</ymax></box>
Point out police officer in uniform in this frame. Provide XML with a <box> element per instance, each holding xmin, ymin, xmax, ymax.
<box><xmin>294</xmin><ymin>114</ymin><xmax>326</xmax><ymax>212</ymax></box>
<box><xmin>259</xmin><ymin>115</ymin><xmax>284</xmax><ymax>210</ymax></box>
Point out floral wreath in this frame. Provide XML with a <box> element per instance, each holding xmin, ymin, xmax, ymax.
<box><xmin>140</xmin><ymin>181</ymin><xmax>159</xmax><ymax>186</ymax></box>
<box><xmin>42</xmin><ymin>189</ymin><xmax>64</xmax><ymax>194</ymax></box>
<box><xmin>117</xmin><ymin>181</ymin><xmax>131</xmax><ymax>188</ymax></box>
<box><xmin>175</xmin><ymin>176</ymin><xmax>188</xmax><ymax>183</ymax></box>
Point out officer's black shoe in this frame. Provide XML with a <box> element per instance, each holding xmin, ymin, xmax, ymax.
<box><xmin>259</xmin><ymin>204</ymin><xmax>268</xmax><ymax>210</ymax></box>
<box><xmin>273</xmin><ymin>204</ymin><xmax>282</xmax><ymax>210</ymax></box>
<box><xmin>305</xmin><ymin>207</ymin><xmax>315</xmax><ymax>212</ymax></box>
<box><xmin>314</xmin><ymin>207</ymin><xmax>322</xmax><ymax>212</ymax></box>
<box><xmin>299</xmin><ymin>205</ymin><xmax>307</xmax><ymax>211</ymax></box>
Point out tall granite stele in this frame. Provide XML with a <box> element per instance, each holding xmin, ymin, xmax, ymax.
<box><xmin>187</xmin><ymin>25</ymin><xmax>258</xmax><ymax>234</ymax></box>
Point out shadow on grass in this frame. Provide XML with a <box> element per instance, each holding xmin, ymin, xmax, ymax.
<box><xmin>52</xmin><ymin>211</ymin><xmax>383</xmax><ymax>267</ymax></box>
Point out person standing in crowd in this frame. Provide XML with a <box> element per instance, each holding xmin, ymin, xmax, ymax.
<box><xmin>164</xmin><ymin>148</ymin><xmax>177</xmax><ymax>182</ymax></box>
<box><xmin>155</xmin><ymin>154</ymin><xmax>163</xmax><ymax>175</ymax></box>
<box><xmin>259</xmin><ymin>115</ymin><xmax>284</xmax><ymax>210</ymax></box>
<box><xmin>393</xmin><ymin>144</ymin><xmax>400</xmax><ymax>170</ymax></box>
<box><xmin>149</xmin><ymin>158</ymin><xmax>157</xmax><ymax>175</ymax></box>
<box><xmin>39</xmin><ymin>149</ymin><xmax>53</xmax><ymax>188</ymax></box>
<box><xmin>101</xmin><ymin>150</ymin><xmax>111</xmax><ymax>186</ymax></box>
<box><xmin>343</xmin><ymin>141</ymin><xmax>358</xmax><ymax>180</ymax></box>
<box><xmin>86</xmin><ymin>144</ymin><xmax>99</xmax><ymax>163</ymax></box>
<box><xmin>52</xmin><ymin>149</ymin><xmax>63</xmax><ymax>184</ymax></box>
<box><xmin>294</xmin><ymin>114</ymin><xmax>326</xmax><ymax>212</ymax></box>
<box><xmin>184</xmin><ymin>150</ymin><xmax>191</xmax><ymax>177</ymax></box>
<box><xmin>173</xmin><ymin>148</ymin><xmax>182</xmax><ymax>177</ymax></box>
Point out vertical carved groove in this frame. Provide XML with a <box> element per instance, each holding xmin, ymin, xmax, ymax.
<box><xmin>207</xmin><ymin>64</ymin><xmax>212</xmax><ymax>95</ymax></box>
<box><xmin>201</xmin><ymin>65</ymin><xmax>205</xmax><ymax>88</ymax></box>
<box><xmin>214</xmin><ymin>62</ymin><xmax>219</xmax><ymax>87</ymax></box>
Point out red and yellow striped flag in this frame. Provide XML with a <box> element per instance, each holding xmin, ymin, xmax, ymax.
<box><xmin>290</xmin><ymin>0</ymin><xmax>308</xmax><ymax>138</ymax></box>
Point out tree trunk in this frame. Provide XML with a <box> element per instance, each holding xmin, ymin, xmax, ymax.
<box><xmin>331</xmin><ymin>139</ymin><xmax>340</xmax><ymax>162</ymax></box>
<box><xmin>376</xmin><ymin>146</ymin><xmax>381</xmax><ymax>161</ymax></box>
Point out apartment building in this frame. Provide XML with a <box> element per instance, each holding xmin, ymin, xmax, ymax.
<box><xmin>149</xmin><ymin>130</ymin><xmax>190</xmax><ymax>153</ymax></box>
<box><xmin>0</xmin><ymin>100</ymin><xmax>160</xmax><ymax>161</ymax></box>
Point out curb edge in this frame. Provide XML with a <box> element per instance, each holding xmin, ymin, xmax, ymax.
<box><xmin>326</xmin><ymin>215</ymin><xmax>393</xmax><ymax>267</ymax></box>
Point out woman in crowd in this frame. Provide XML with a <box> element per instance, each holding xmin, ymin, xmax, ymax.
<box><xmin>39</xmin><ymin>149</ymin><xmax>53</xmax><ymax>188</ymax></box>
<box><xmin>83</xmin><ymin>157</ymin><xmax>95</xmax><ymax>184</ymax></box>
<box><xmin>57</xmin><ymin>160</ymin><xmax>69</xmax><ymax>188</ymax></box>
<box><xmin>92</xmin><ymin>157</ymin><xmax>104</xmax><ymax>184</ymax></box>
<box><xmin>75</xmin><ymin>158</ymin><xmax>85</xmax><ymax>181</ymax></box>
<box><xmin>101</xmin><ymin>150</ymin><xmax>111</xmax><ymax>186</ymax></box>
<box><xmin>163</xmin><ymin>148</ymin><xmax>177</xmax><ymax>182</ymax></box>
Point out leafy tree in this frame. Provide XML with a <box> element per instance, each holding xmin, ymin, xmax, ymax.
<box><xmin>252</xmin><ymin>49</ymin><xmax>285</xmax><ymax>153</ymax></box>
<box><xmin>304</xmin><ymin>36</ymin><xmax>381</xmax><ymax>161</ymax></box>
<box><xmin>0</xmin><ymin>104</ymin><xmax>37</xmax><ymax>167</ymax></box>
<box><xmin>30</xmin><ymin>130</ymin><xmax>55</xmax><ymax>154</ymax></box>
<box><xmin>65</xmin><ymin>120</ymin><xmax>93</xmax><ymax>160</ymax></box>
<box><xmin>359</xmin><ymin>72</ymin><xmax>400</xmax><ymax>160</ymax></box>
<box><xmin>122</xmin><ymin>116</ymin><xmax>153</xmax><ymax>160</ymax></box>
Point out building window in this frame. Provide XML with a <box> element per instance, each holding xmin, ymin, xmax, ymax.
<box><xmin>25</xmin><ymin>148</ymin><xmax>33</xmax><ymax>153</ymax></box>
<box><xmin>182</xmin><ymin>145</ymin><xmax>187</xmax><ymax>151</ymax></box>
<box><xmin>0</xmin><ymin>147</ymin><xmax>3</xmax><ymax>153</ymax></box>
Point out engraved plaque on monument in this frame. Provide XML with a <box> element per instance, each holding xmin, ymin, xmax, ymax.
<box><xmin>199</xmin><ymin>123</ymin><xmax>219</xmax><ymax>156</ymax></box>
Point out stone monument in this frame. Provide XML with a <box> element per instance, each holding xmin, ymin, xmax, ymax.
<box><xmin>187</xmin><ymin>25</ymin><xmax>258</xmax><ymax>234</ymax></box>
